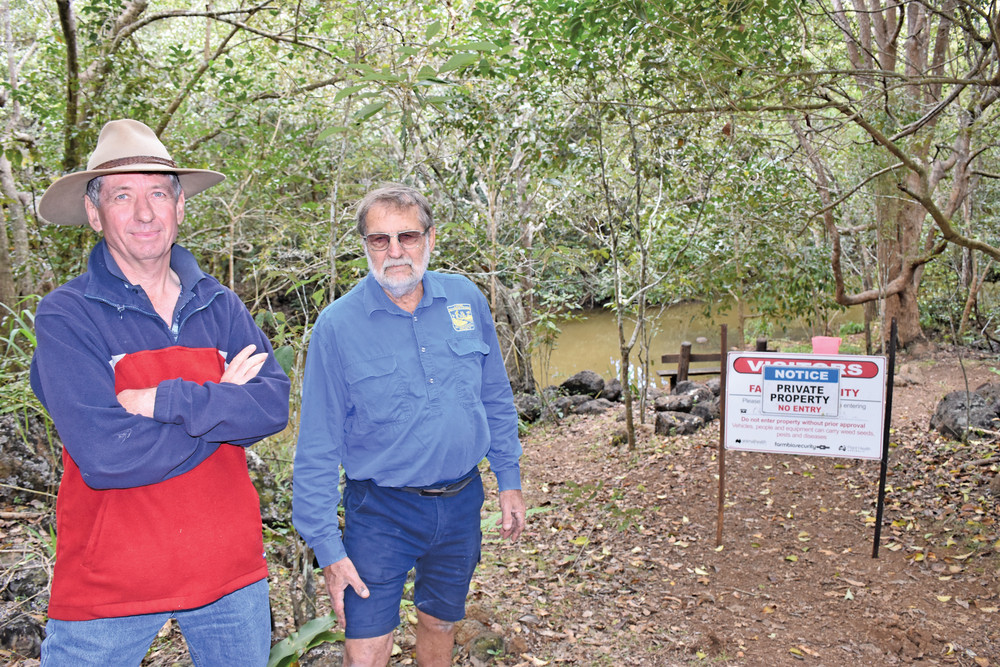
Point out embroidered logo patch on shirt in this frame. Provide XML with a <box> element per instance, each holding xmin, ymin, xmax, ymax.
<box><xmin>448</xmin><ymin>304</ymin><xmax>475</xmax><ymax>332</ymax></box>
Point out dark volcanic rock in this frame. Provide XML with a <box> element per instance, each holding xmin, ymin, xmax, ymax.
<box><xmin>560</xmin><ymin>370</ymin><xmax>605</xmax><ymax>398</ymax></box>
<box><xmin>513</xmin><ymin>393</ymin><xmax>543</xmax><ymax>423</ymax></box>
<box><xmin>690</xmin><ymin>399</ymin><xmax>720</xmax><ymax>423</ymax></box>
<box><xmin>553</xmin><ymin>394</ymin><xmax>593</xmax><ymax>415</ymax></box>
<box><xmin>654</xmin><ymin>394</ymin><xmax>693</xmax><ymax>413</ymax></box>
<box><xmin>574</xmin><ymin>398</ymin><xmax>615</xmax><ymax>415</ymax></box>
<box><xmin>654</xmin><ymin>411</ymin><xmax>705</xmax><ymax>436</ymax></box>
<box><xmin>0</xmin><ymin>414</ymin><xmax>59</xmax><ymax>505</ymax></box>
<box><xmin>601</xmin><ymin>378</ymin><xmax>623</xmax><ymax>402</ymax></box>
<box><xmin>930</xmin><ymin>389</ymin><xmax>1000</xmax><ymax>441</ymax></box>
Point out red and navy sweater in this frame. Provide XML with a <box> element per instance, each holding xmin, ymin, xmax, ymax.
<box><xmin>30</xmin><ymin>241</ymin><xmax>290</xmax><ymax>620</ymax></box>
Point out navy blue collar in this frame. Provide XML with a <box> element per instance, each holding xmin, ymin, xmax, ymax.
<box><xmin>85</xmin><ymin>239</ymin><xmax>210</xmax><ymax>305</ymax></box>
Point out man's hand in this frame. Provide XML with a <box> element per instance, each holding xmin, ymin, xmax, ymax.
<box><xmin>117</xmin><ymin>387</ymin><xmax>157</xmax><ymax>418</ymax></box>
<box><xmin>221</xmin><ymin>344</ymin><xmax>268</xmax><ymax>385</ymax></box>
<box><xmin>497</xmin><ymin>488</ymin><xmax>526</xmax><ymax>541</ymax></box>
<box><xmin>322</xmin><ymin>557</ymin><xmax>370</xmax><ymax>630</ymax></box>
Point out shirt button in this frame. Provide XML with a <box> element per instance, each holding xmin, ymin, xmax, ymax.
<box><xmin>429</xmin><ymin>378</ymin><xmax>434</xmax><ymax>384</ymax></box>
<box><xmin>421</xmin><ymin>347</ymin><xmax>426</xmax><ymax>353</ymax></box>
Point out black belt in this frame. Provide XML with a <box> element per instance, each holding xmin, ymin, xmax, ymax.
<box><xmin>397</xmin><ymin>470</ymin><xmax>478</xmax><ymax>497</ymax></box>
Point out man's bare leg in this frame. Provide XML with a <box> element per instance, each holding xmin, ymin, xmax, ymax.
<box><xmin>415</xmin><ymin>609</ymin><xmax>455</xmax><ymax>666</ymax></box>
<box><xmin>343</xmin><ymin>634</ymin><xmax>393</xmax><ymax>667</ymax></box>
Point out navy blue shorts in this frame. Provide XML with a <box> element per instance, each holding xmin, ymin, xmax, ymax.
<box><xmin>342</xmin><ymin>472</ymin><xmax>484</xmax><ymax>639</ymax></box>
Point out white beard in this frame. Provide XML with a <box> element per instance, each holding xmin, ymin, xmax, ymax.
<box><xmin>366</xmin><ymin>242</ymin><xmax>431</xmax><ymax>299</ymax></box>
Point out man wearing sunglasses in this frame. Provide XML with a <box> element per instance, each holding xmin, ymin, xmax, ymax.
<box><xmin>293</xmin><ymin>184</ymin><xmax>525</xmax><ymax>666</ymax></box>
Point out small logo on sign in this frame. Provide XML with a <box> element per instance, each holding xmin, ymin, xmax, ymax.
<box><xmin>448</xmin><ymin>304</ymin><xmax>475</xmax><ymax>332</ymax></box>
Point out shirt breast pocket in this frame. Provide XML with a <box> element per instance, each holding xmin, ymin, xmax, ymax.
<box><xmin>447</xmin><ymin>337</ymin><xmax>489</xmax><ymax>408</ymax></box>
<box><xmin>344</xmin><ymin>354</ymin><xmax>412</xmax><ymax>428</ymax></box>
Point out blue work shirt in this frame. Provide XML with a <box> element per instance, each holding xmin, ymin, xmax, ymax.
<box><xmin>292</xmin><ymin>270</ymin><xmax>522</xmax><ymax>567</ymax></box>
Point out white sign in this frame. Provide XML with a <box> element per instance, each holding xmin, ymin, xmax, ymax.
<box><xmin>761</xmin><ymin>365</ymin><xmax>840</xmax><ymax>417</ymax></box>
<box><xmin>726</xmin><ymin>352</ymin><xmax>886</xmax><ymax>460</ymax></box>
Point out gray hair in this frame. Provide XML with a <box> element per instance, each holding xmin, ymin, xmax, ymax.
<box><xmin>355</xmin><ymin>184</ymin><xmax>433</xmax><ymax>236</ymax></box>
<box><xmin>85</xmin><ymin>173</ymin><xmax>183</xmax><ymax>207</ymax></box>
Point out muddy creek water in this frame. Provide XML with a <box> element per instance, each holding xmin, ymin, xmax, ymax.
<box><xmin>530</xmin><ymin>303</ymin><xmax>864</xmax><ymax>389</ymax></box>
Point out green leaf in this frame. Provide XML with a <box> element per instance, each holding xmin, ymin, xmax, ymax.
<box><xmin>438</xmin><ymin>53</ymin><xmax>480</xmax><ymax>73</ymax></box>
<box><xmin>5</xmin><ymin>149</ymin><xmax>22</xmax><ymax>169</ymax></box>
<box><xmin>462</xmin><ymin>41</ymin><xmax>500</xmax><ymax>52</ymax></box>
<box><xmin>317</xmin><ymin>126</ymin><xmax>348</xmax><ymax>141</ymax></box>
<box><xmin>273</xmin><ymin>345</ymin><xmax>294</xmax><ymax>376</ymax></box>
<box><xmin>360</xmin><ymin>72</ymin><xmax>404</xmax><ymax>82</ymax></box>
<box><xmin>348</xmin><ymin>62</ymin><xmax>375</xmax><ymax>74</ymax></box>
<box><xmin>353</xmin><ymin>101</ymin><xmax>387</xmax><ymax>122</ymax></box>
<box><xmin>415</xmin><ymin>65</ymin><xmax>440</xmax><ymax>81</ymax></box>
<box><xmin>334</xmin><ymin>84</ymin><xmax>369</xmax><ymax>102</ymax></box>
<box><xmin>425</xmin><ymin>20</ymin><xmax>442</xmax><ymax>41</ymax></box>
<box><xmin>266</xmin><ymin>613</ymin><xmax>343</xmax><ymax>667</ymax></box>
<box><xmin>397</xmin><ymin>45</ymin><xmax>420</xmax><ymax>59</ymax></box>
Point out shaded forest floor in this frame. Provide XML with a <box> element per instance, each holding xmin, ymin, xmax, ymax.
<box><xmin>3</xmin><ymin>343</ymin><xmax>999</xmax><ymax>666</ymax></box>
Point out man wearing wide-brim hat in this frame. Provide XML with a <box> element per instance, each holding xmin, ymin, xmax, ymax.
<box><xmin>30</xmin><ymin>119</ymin><xmax>290</xmax><ymax>666</ymax></box>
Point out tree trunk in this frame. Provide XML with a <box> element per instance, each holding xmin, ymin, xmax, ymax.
<box><xmin>874</xmin><ymin>173</ymin><xmax>928</xmax><ymax>346</ymax></box>
<box><xmin>958</xmin><ymin>256</ymin><xmax>989</xmax><ymax>338</ymax></box>
<box><xmin>0</xmin><ymin>216</ymin><xmax>16</xmax><ymax>308</ymax></box>
<box><xmin>55</xmin><ymin>0</ymin><xmax>81</xmax><ymax>171</ymax></box>
<box><xmin>620</xmin><ymin>345</ymin><xmax>635</xmax><ymax>450</ymax></box>
<box><xmin>734</xmin><ymin>297</ymin><xmax>747</xmax><ymax>351</ymax></box>
<box><xmin>0</xmin><ymin>155</ymin><xmax>34</xmax><ymax>296</ymax></box>
<box><xmin>883</xmin><ymin>287</ymin><xmax>922</xmax><ymax>348</ymax></box>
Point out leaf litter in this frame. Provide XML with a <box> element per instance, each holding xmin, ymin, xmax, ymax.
<box><xmin>470</xmin><ymin>351</ymin><xmax>1000</xmax><ymax>666</ymax></box>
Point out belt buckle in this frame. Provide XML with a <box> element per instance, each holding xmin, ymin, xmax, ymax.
<box><xmin>418</xmin><ymin>487</ymin><xmax>447</xmax><ymax>497</ymax></box>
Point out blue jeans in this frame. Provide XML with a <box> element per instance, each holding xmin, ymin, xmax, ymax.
<box><xmin>40</xmin><ymin>578</ymin><xmax>270</xmax><ymax>666</ymax></box>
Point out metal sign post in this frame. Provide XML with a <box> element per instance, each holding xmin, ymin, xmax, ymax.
<box><xmin>716</xmin><ymin>324</ymin><xmax>727</xmax><ymax>548</ymax></box>
<box><xmin>872</xmin><ymin>319</ymin><xmax>898</xmax><ymax>558</ymax></box>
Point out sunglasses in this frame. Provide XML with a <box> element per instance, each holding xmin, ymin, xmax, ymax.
<box><xmin>363</xmin><ymin>230</ymin><xmax>425</xmax><ymax>251</ymax></box>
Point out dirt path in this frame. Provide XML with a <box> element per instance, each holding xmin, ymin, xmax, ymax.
<box><xmin>466</xmin><ymin>349</ymin><xmax>1000</xmax><ymax>666</ymax></box>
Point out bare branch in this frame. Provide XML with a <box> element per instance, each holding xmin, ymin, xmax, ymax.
<box><xmin>826</xmin><ymin>96</ymin><xmax>927</xmax><ymax>177</ymax></box>
<box><xmin>898</xmin><ymin>182</ymin><xmax>1000</xmax><ymax>262</ymax></box>
<box><xmin>807</xmin><ymin>161</ymin><xmax>906</xmax><ymax>222</ymax></box>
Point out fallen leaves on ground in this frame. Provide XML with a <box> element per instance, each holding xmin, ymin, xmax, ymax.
<box><xmin>470</xmin><ymin>354</ymin><xmax>1000</xmax><ymax>666</ymax></box>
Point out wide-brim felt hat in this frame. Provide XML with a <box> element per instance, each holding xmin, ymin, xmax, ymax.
<box><xmin>38</xmin><ymin>119</ymin><xmax>225</xmax><ymax>225</ymax></box>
